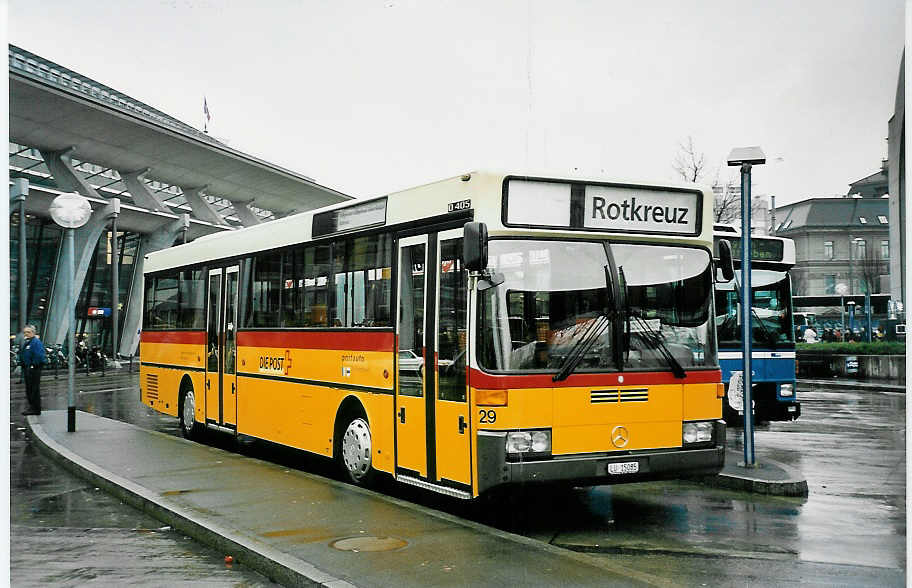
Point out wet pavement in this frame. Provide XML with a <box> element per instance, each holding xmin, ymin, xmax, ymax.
<box><xmin>11</xmin><ymin>370</ymin><xmax>907</xmax><ymax>586</ymax></box>
<box><xmin>10</xmin><ymin>372</ymin><xmax>273</xmax><ymax>587</ymax></box>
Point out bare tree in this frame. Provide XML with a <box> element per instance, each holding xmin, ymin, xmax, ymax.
<box><xmin>673</xmin><ymin>136</ymin><xmax>706</xmax><ymax>183</ymax></box>
<box><xmin>858</xmin><ymin>245</ymin><xmax>884</xmax><ymax>294</ymax></box>
<box><xmin>713</xmin><ymin>180</ymin><xmax>741</xmax><ymax>224</ymax></box>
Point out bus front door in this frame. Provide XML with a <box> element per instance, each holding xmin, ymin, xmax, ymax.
<box><xmin>396</xmin><ymin>231</ymin><xmax>472</xmax><ymax>496</ymax></box>
<box><xmin>433</xmin><ymin>231</ymin><xmax>472</xmax><ymax>492</ymax></box>
<box><xmin>204</xmin><ymin>265</ymin><xmax>239</xmax><ymax>432</ymax></box>
<box><xmin>396</xmin><ymin>236</ymin><xmax>429</xmax><ymax>478</ymax></box>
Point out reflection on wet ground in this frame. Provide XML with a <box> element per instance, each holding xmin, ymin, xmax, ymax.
<box><xmin>10</xmin><ymin>375</ymin><xmax>273</xmax><ymax>586</ymax></box>
<box><xmin>14</xmin><ymin>372</ymin><xmax>906</xmax><ymax>586</ymax></box>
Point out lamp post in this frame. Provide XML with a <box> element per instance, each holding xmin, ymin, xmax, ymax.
<box><xmin>49</xmin><ymin>192</ymin><xmax>93</xmax><ymax>432</ymax></box>
<box><xmin>727</xmin><ymin>146</ymin><xmax>765</xmax><ymax>468</ymax></box>
<box><xmin>836</xmin><ymin>282</ymin><xmax>848</xmax><ymax>339</ymax></box>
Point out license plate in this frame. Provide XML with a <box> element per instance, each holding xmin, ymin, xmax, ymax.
<box><xmin>607</xmin><ymin>461</ymin><xmax>639</xmax><ymax>475</ymax></box>
<box><xmin>788</xmin><ymin>406</ymin><xmax>796</xmax><ymax>412</ymax></box>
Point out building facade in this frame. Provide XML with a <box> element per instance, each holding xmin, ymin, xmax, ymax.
<box><xmin>774</xmin><ymin>196</ymin><xmax>890</xmax><ymax>298</ymax></box>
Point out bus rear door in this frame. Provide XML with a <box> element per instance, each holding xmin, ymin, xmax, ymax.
<box><xmin>204</xmin><ymin>265</ymin><xmax>239</xmax><ymax>432</ymax></box>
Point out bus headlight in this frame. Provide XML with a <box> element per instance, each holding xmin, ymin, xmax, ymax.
<box><xmin>779</xmin><ymin>384</ymin><xmax>794</xmax><ymax>397</ymax></box>
<box><xmin>506</xmin><ymin>430</ymin><xmax>551</xmax><ymax>455</ymax></box>
<box><xmin>683</xmin><ymin>421</ymin><xmax>713</xmax><ymax>444</ymax></box>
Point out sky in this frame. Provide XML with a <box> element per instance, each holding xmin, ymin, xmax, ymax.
<box><xmin>8</xmin><ymin>0</ymin><xmax>905</xmax><ymax>206</ymax></box>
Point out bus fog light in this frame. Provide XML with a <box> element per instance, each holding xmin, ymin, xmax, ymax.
<box><xmin>780</xmin><ymin>384</ymin><xmax>794</xmax><ymax>397</ymax></box>
<box><xmin>531</xmin><ymin>430</ymin><xmax>551</xmax><ymax>452</ymax></box>
<box><xmin>506</xmin><ymin>432</ymin><xmax>532</xmax><ymax>453</ymax></box>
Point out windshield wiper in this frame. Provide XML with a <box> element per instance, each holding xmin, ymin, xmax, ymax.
<box><xmin>732</xmin><ymin>277</ymin><xmax>777</xmax><ymax>348</ymax></box>
<box><xmin>627</xmin><ymin>310</ymin><xmax>686</xmax><ymax>379</ymax></box>
<box><xmin>750</xmin><ymin>306</ymin><xmax>778</xmax><ymax>348</ymax></box>
<box><xmin>552</xmin><ymin>312</ymin><xmax>612</xmax><ymax>382</ymax></box>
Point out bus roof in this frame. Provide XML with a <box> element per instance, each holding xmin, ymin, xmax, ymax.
<box><xmin>145</xmin><ymin>170</ymin><xmax>715</xmax><ymax>274</ymax></box>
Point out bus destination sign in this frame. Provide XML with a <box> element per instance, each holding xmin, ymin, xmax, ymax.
<box><xmin>504</xmin><ymin>179</ymin><xmax>700</xmax><ymax>236</ymax></box>
<box><xmin>583</xmin><ymin>185</ymin><xmax>697</xmax><ymax>235</ymax></box>
<box><xmin>720</xmin><ymin>237</ymin><xmax>785</xmax><ymax>262</ymax></box>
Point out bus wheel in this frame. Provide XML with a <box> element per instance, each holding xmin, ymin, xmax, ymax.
<box><xmin>179</xmin><ymin>385</ymin><xmax>200</xmax><ymax>440</ymax></box>
<box><xmin>339</xmin><ymin>417</ymin><xmax>374</xmax><ymax>485</ymax></box>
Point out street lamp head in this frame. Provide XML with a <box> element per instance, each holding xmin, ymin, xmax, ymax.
<box><xmin>49</xmin><ymin>192</ymin><xmax>92</xmax><ymax>229</ymax></box>
<box><xmin>727</xmin><ymin>146</ymin><xmax>766</xmax><ymax>167</ymax></box>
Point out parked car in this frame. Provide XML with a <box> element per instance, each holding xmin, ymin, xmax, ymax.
<box><xmin>398</xmin><ymin>349</ymin><xmax>424</xmax><ymax>377</ymax></box>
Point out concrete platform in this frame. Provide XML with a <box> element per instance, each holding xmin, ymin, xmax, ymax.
<box><xmin>697</xmin><ymin>450</ymin><xmax>809</xmax><ymax>497</ymax></box>
<box><xmin>27</xmin><ymin>410</ymin><xmax>665</xmax><ymax>588</ymax></box>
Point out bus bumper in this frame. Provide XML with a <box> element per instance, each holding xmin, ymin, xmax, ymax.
<box><xmin>759</xmin><ymin>400</ymin><xmax>801</xmax><ymax>421</ymax></box>
<box><xmin>476</xmin><ymin>421</ymin><xmax>726</xmax><ymax>495</ymax></box>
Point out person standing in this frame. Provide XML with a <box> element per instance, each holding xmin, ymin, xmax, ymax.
<box><xmin>19</xmin><ymin>325</ymin><xmax>46</xmax><ymax>415</ymax></box>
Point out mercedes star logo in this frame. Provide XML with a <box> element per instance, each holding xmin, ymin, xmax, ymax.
<box><xmin>611</xmin><ymin>425</ymin><xmax>629</xmax><ymax>448</ymax></box>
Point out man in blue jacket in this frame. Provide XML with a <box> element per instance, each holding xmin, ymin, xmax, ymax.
<box><xmin>19</xmin><ymin>325</ymin><xmax>46</xmax><ymax>415</ymax></box>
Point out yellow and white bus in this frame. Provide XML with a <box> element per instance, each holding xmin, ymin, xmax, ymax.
<box><xmin>140</xmin><ymin>171</ymin><xmax>726</xmax><ymax>499</ymax></box>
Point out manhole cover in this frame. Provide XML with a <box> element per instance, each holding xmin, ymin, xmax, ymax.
<box><xmin>330</xmin><ymin>536</ymin><xmax>408</xmax><ymax>552</ymax></box>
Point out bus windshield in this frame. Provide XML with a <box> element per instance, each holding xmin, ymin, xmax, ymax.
<box><xmin>715</xmin><ymin>270</ymin><xmax>794</xmax><ymax>347</ymax></box>
<box><xmin>477</xmin><ymin>240</ymin><xmax>716</xmax><ymax>373</ymax></box>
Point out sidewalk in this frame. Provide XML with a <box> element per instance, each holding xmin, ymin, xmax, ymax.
<box><xmin>28</xmin><ymin>410</ymin><xmax>663</xmax><ymax>588</ymax></box>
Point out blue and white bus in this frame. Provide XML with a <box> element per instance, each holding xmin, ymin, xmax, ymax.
<box><xmin>714</xmin><ymin>227</ymin><xmax>800</xmax><ymax>423</ymax></box>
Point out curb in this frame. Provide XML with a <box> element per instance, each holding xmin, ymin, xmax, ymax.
<box><xmin>26</xmin><ymin>415</ymin><xmax>356</xmax><ymax>588</ymax></box>
<box><xmin>698</xmin><ymin>456</ymin><xmax>809</xmax><ymax>497</ymax></box>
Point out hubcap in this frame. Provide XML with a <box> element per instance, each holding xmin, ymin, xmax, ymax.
<box><xmin>182</xmin><ymin>390</ymin><xmax>195</xmax><ymax>434</ymax></box>
<box><xmin>341</xmin><ymin>418</ymin><xmax>372</xmax><ymax>481</ymax></box>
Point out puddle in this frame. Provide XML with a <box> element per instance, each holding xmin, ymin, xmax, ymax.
<box><xmin>330</xmin><ymin>536</ymin><xmax>408</xmax><ymax>552</ymax></box>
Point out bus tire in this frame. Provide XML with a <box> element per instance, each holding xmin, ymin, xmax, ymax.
<box><xmin>335</xmin><ymin>409</ymin><xmax>375</xmax><ymax>486</ymax></box>
<box><xmin>179</xmin><ymin>380</ymin><xmax>200</xmax><ymax>440</ymax></box>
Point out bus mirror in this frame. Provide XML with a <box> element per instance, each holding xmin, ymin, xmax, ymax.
<box><xmin>464</xmin><ymin>222</ymin><xmax>488</xmax><ymax>272</ymax></box>
<box><xmin>717</xmin><ymin>239</ymin><xmax>735</xmax><ymax>282</ymax></box>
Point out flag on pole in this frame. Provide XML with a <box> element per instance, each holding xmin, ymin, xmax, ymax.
<box><xmin>203</xmin><ymin>97</ymin><xmax>211</xmax><ymax>132</ymax></box>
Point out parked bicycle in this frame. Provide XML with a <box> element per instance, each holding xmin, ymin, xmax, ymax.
<box><xmin>46</xmin><ymin>343</ymin><xmax>68</xmax><ymax>370</ymax></box>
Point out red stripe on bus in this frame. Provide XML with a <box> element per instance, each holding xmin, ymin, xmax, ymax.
<box><xmin>237</xmin><ymin>330</ymin><xmax>394</xmax><ymax>352</ymax></box>
<box><xmin>141</xmin><ymin>331</ymin><xmax>206</xmax><ymax>345</ymax></box>
<box><xmin>468</xmin><ymin>368</ymin><xmax>721</xmax><ymax>389</ymax></box>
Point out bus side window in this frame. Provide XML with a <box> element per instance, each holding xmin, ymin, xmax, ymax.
<box><xmin>349</xmin><ymin>233</ymin><xmax>393</xmax><ymax>327</ymax></box>
<box><xmin>250</xmin><ymin>251</ymin><xmax>282</xmax><ymax>328</ymax></box>
<box><xmin>304</xmin><ymin>244</ymin><xmax>331</xmax><ymax>327</ymax></box>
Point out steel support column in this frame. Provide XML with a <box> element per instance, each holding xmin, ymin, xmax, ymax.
<box><xmin>39</xmin><ymin>147</ymin><xmax>104</xmax><ymax>199</ymax></box>
<box><xmin>229</xmin><ymin>201</ymin><xmax>262</xmax><ymax>226</ymax></box>
<box><xmin>11</xmin><ymin>178</ymin><xmax>29</xmax><ymax>333</ymax></box>
<box><xmin>180</xmin><ymin>186</ymin><xmax>228</xmax><ymax>226</ymax></box>
<box><xmin>119</xmin><ymin>168</ymin><xmax>170</xmax><ymax>212</ymax></box>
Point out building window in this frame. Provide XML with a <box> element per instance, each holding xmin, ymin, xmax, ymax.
<box><xmin>878</xmin><ymin>215</ymin><xmax>888</xmax><ymax>224</ymax></box>
<box><xmin>824</xmin><ymin>241</ymin><xmax>834</xmax><ymax>259</ymax></box>
<box><xmin>881</xmin><ymin>240</ymin><xmax>889</xmax><ymax>259</ymax></box>
<box><xmin>858</xmin><ymin>217</ymin><xmax>867</xmax><ymax>224</ymax></box>
<box><xmin>824</xmin><ymin>275</ymin><xmax>836</xmax><ymax>295</ymax></box>
<box><xmin>855</xmin><ymin>239</ymin><xmax>866</xmax><ymax>259</ymax></box>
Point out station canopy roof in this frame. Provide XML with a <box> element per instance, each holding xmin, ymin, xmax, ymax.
<box><xmin>9</xmin><ymin>45</ymin><xmax>351</xmax><ymax>220</ymax></box>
